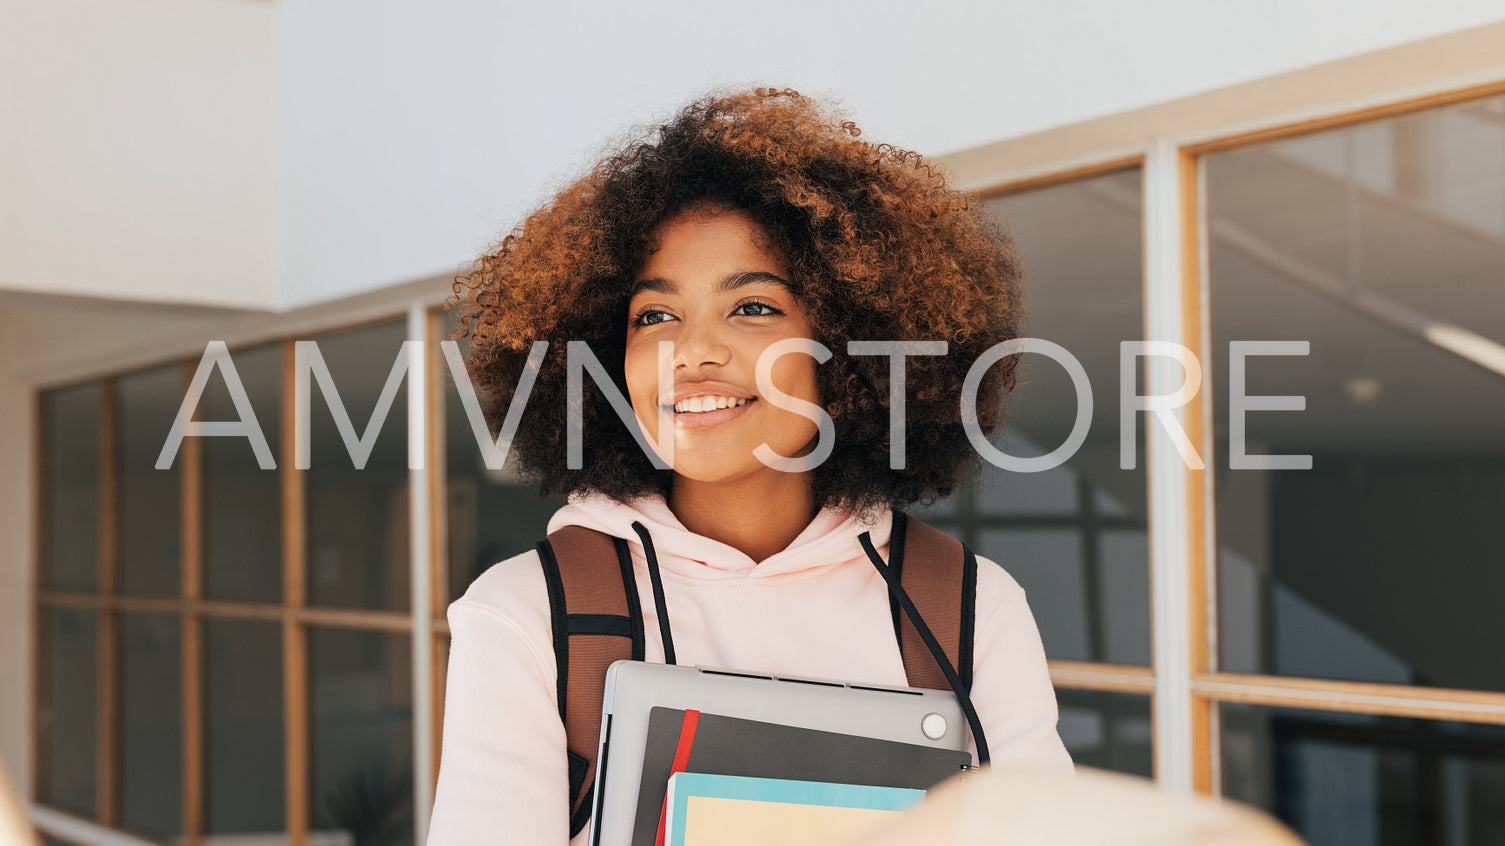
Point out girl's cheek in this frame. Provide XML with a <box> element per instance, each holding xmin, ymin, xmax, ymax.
<box><xmin>623</xmin><ymin>352</ymin><xmax>655</xmax><ymax>417</ymax></box>
<box><xmin>772</xmin><ymin>360</ymin><xmax>819</xmax><ymax>403</ymax></box>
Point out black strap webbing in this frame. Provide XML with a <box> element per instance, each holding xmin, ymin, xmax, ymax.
<box><xmin>536</xmin><ymin>539</ymin><xmax>570</xmax><ymax>724</ymax></box>
<box><xmin>959</xmin><ymin>545</ymin><xmax>978</xmax><ymax>689</ymax></box>
<box><xmin>887</xmin><ymin>510</ymin><xmax>908</xmax><ymax>647</ymax></box>
<box><xmin>539</xmin><ymin>530</ymin><xmax>644</xmax><ymax>838</ymax></box>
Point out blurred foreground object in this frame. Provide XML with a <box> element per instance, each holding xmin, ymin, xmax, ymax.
<box><xmin>858</xmin><ymin>766</ymin><xmax>1305</xmax><ymax>846</ymax></box>
<box><xmin>0</xmin><ymin>759</ymin><xmax>39</xmax><ymax>846</ymax></box>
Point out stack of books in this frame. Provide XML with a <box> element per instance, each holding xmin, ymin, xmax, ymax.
<box><xmin>638</xmin><ymin>708</ymin><xmax>970</xmax><ymax>846</ymax></box>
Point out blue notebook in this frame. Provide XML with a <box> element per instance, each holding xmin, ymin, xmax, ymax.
<box><xmin>663</xmin><ymin>772</ymin><xmax>924</xmax><ymax>846</ymax></box>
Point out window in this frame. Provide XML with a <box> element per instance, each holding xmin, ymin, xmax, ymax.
<box><xmin>919</xmin><ymin>166</ymin><xmax>1157</xmax><ymax>777</ymax></box>
<box><xmin>1199</xmin><ymin>91</ymin><xmax>1505</xmax><ymax>840</ymax></box>
<box><xmin>34</xmin><ymin>319</ymin><xmax>420</xmax><ymax>845</ymax></box>
<box><xmin>1222</xmin><ymin>704</ymin><xmax>1505</xmax><ymax>843</ymax></box>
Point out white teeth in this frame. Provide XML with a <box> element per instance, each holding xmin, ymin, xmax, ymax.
<box><xmin>673</xmin><ymin>396</ymin><xmax>752</xmax><ymax>413</ymax></box>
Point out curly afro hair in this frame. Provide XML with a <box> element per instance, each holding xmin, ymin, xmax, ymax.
<box><xmin>450</xmin><ymin>87</ymin><xmax>1024</xmax><ymax>513</ymax></box>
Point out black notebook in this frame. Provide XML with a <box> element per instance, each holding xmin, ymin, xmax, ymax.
<box><xmin>630</xmin><ymin>706</ymin><xmax>971</xmax><ymax>846</ymax></box>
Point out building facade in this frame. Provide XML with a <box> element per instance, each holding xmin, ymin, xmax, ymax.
<box><xmin>5</xmin><ymin>3</ymin><xmax>1505</xmax><ymax>845</ymax></box>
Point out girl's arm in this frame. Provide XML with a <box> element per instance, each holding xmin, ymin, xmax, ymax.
<box><xmin>968</xmin><ymin>556</ymin><xmax>1076</xmax><ymax>774</ymax></box>
<box><xmin>427</xmin><ymin>574</ymin><xmax>573</xmax><ymax>845</ymax></box>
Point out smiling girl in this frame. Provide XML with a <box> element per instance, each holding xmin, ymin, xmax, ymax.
<box><xmin>427</xmin><ymin>88</ymin><xmax>1072</xmax><ymax>845</ymax></box>
<box><xmin>625</xmin><ymin>209</ymin><xmax>825</xmax><ymax>561</ymax></box>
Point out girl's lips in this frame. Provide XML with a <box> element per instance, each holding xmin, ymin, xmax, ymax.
<box><xmin>668</xmin><ymin>397</ymin><xmax>758</xmax><ymax>430</ymax></box>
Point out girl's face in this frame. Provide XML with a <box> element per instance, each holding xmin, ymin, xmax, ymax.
<box><xmin>625</xmin><ymin>207</ymin><xmax>821</xmax><ymax>487</ymax></box>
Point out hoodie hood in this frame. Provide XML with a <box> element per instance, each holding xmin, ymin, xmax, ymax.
<box><xmin>546</xmin><ymin>493</ymin><xmax>892</xmax><ymax>581</ymax></box>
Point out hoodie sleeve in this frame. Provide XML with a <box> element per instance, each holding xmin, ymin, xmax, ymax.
<box><xmin>969</xmin><ymin>554</ymin><xmax>1076</xmax><ymax>775</ymax></box>
<box><xmin>426</xmin><ymin>557</ymin><xmax>576</xmax><ymax>845</ymax></box>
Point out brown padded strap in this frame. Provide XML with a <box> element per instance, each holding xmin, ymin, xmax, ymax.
<box><xmin>542</xmin><ymin>526</ymin><xmax>641</xmax><ymax>830</ymax></box>
<box><xmin>897</xmin><ymin>516</ymin><xmax>966</xmax><ymax>692</ymax></box>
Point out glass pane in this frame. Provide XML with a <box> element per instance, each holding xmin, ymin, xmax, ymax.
<box><xmin>1221</xmin><ymin>703</ymin><xmax>1505</xmax><ymax>845</ymax></box>
<box><xmin>119</xmin><ymin>612</ymin><xmax>181</xmax><ymax>840</ymax></box>
<box><xmin>305</xmin><ymin>321</ymin><xmax>411</xmax><ymax>610</ymax></box>
<box><xmin>1056</xmin><ymin>689</ymin><xmax>1153</xmax><ymax>778</ymax></box>
<box><xmin>309</xmin><ymin>627</ymin><xmax>414</xmax><ymax>845</ymax></box>
<box><xmin>202</xmin><ymin>343</ymin><xmax>283</xmax><ymax>603</ymax></box>
<box><xmin>979</xmin><ymin>528</ymin><xmax>1087</xmax><ymax>658</ymax></box>
<box><xmin>1209</xmin><ymin>96</ymin><xmax>1505</xmax><ymax>692</ymax></box>
<box><xmin>205</xmin><ymin>618</ymin><xmax>285</xmax><ymax>836</ymax></box>
<box><xmin>439</xmin><ymin>313</ymin><xmax>560</xmax><ymax>603</ymax></box>
<box><xmin>43</xmin><ymin>384</ymin><xmax>101</xmax><ymax>592</ymax></box>
<box><xmin>913</xmin><ymin>169</ymin><xmax>1150</xmax><ymax>666</ymax></box>
<box><xmin>38</xmin><ymin>608</ymin><xmax>97</xmax><ymax>817</ymax></box>
<box><xmin>117</xmin><ymin>366</ymin><xmax>183</xmax><ymax>597</ymax></box>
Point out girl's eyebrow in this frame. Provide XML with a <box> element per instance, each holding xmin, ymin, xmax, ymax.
<box><xmin>630</xmin><ymin>270</ymin><xmax>792</xmax><ymax>297</ymax></box>
<box><xmin>720</xmin><ymin>270</ymin><xmax>792</xmax><ymax>292</ymax></box>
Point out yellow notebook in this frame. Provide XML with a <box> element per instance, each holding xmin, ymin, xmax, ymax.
<box><xmin>664</xmin><ymin>772</ymin><xmax>924</xmax><ymax>846</ymax></box>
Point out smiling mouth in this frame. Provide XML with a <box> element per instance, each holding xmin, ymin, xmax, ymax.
<box><xmin>662</xmin><ymin>396</ymin><xmax>759</xmax><ymax>429</ymax></box>
<box><xmin>671</xmin><ymin>396</ymin><xmax>756</xmax><ymax>414</ymax></box>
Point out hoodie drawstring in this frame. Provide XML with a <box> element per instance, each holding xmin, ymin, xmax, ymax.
<box><xmin>631</xmin><ymin>520</ymin><xmax>678</xmax><ymax>665</ymax></box>
<box><xmin>859</xmin><ymin>528</ymin><xmax>991</xmax><ymax>766</ymax></box>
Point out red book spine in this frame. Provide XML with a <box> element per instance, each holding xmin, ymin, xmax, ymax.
<box><xmin>655</xmin><ymin>709</ymin><xmax>701</xmax><ymax>846</ymax></box>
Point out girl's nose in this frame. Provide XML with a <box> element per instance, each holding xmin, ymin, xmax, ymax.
<box><xmin>673</xmin><ymin>322</ymin><xmax>731</xmax><ymax>371</ymax></box>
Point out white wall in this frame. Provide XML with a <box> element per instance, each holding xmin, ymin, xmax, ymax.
<box><xmin>0</xmin><ymin>0</ymin><xmax>279</xmax><ymax>310</ymax></box>
<box><xmin>276</xmin><ymin>0</ymin><xmax>1505</xmax><ymax>308</ymax></box>
<box><xmin>9</xmin><ymin>0</ymin><xmax>1505</xmax><ymax>313</ymax></box>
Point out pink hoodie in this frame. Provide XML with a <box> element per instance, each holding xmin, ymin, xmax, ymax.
<box><xmin>426</xmin><ymin>494</ymin><xmax>1072</xmax><ymax>845</ymax></box>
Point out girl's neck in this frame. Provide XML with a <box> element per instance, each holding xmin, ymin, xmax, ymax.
<box><xmin>669</xmin><ymin>472</ymin><xmax>818</xmax><ymax>564</ymax></box>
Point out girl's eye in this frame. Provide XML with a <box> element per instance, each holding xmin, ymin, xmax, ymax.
<box><xmin>630</xmin><ymin>308</ymin><xmax>675</xmax><ymax>328</ymax></box>
<box><xmin>734</xmin><ymin>301</ymin><xmax>784</xmax><ymax>317</ymax></box>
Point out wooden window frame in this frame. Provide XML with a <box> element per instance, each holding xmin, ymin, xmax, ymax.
<box><xmin>1179</xmin><ymin>78</ymin><xmax>1505</xmax><ymax>799</ymax></box>
<box><xmin>969</xmin><ymin>77</ymin><xmax>1505</xmax><ymax>799</ymax></box>
<box><xmin>31</xmin><ymin>312</ymin><xmax>436</xmax><ymax>846</ymax></box>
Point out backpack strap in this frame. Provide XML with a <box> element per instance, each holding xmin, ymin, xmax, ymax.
<box><xmin>537</xmin><ymin>527</ymin><xmax>644</xmax><ymax>839</ymax></box>
<box><xmin>890</xmin><ymin>513</ymin><xmax>978</xmax><ymax>693</ymax></box>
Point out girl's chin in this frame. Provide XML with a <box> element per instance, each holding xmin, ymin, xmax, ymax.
<box><xmin>665</xmin><ymin>459</ymin><xmax>806</xmax><ymax>488</ymax></box>
<box><xmin>666</xmin><ymin>463</ymin><xmax>765</xmax><ymax>486</ymax></box>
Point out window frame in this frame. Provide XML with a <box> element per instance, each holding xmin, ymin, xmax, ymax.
<box><xmin>30</xmin><ymin>314</ymin><xmax>431</xmax><ymax>846</ymax></box>
<box><xmin>1180</xmin><ymin>78</ymin><xmax>1505</xmax><ymax>799</ymax></box>
<box><xmin>966</xmin><ymin>77</ymin><xmax>1505</xmax><ymax>798</ymax></box>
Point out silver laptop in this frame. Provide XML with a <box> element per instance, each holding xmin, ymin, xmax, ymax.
<box><xmin>588</xmin><ymin>661</ymin><xmax>971</xmax><ymax>846</ymax></box>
